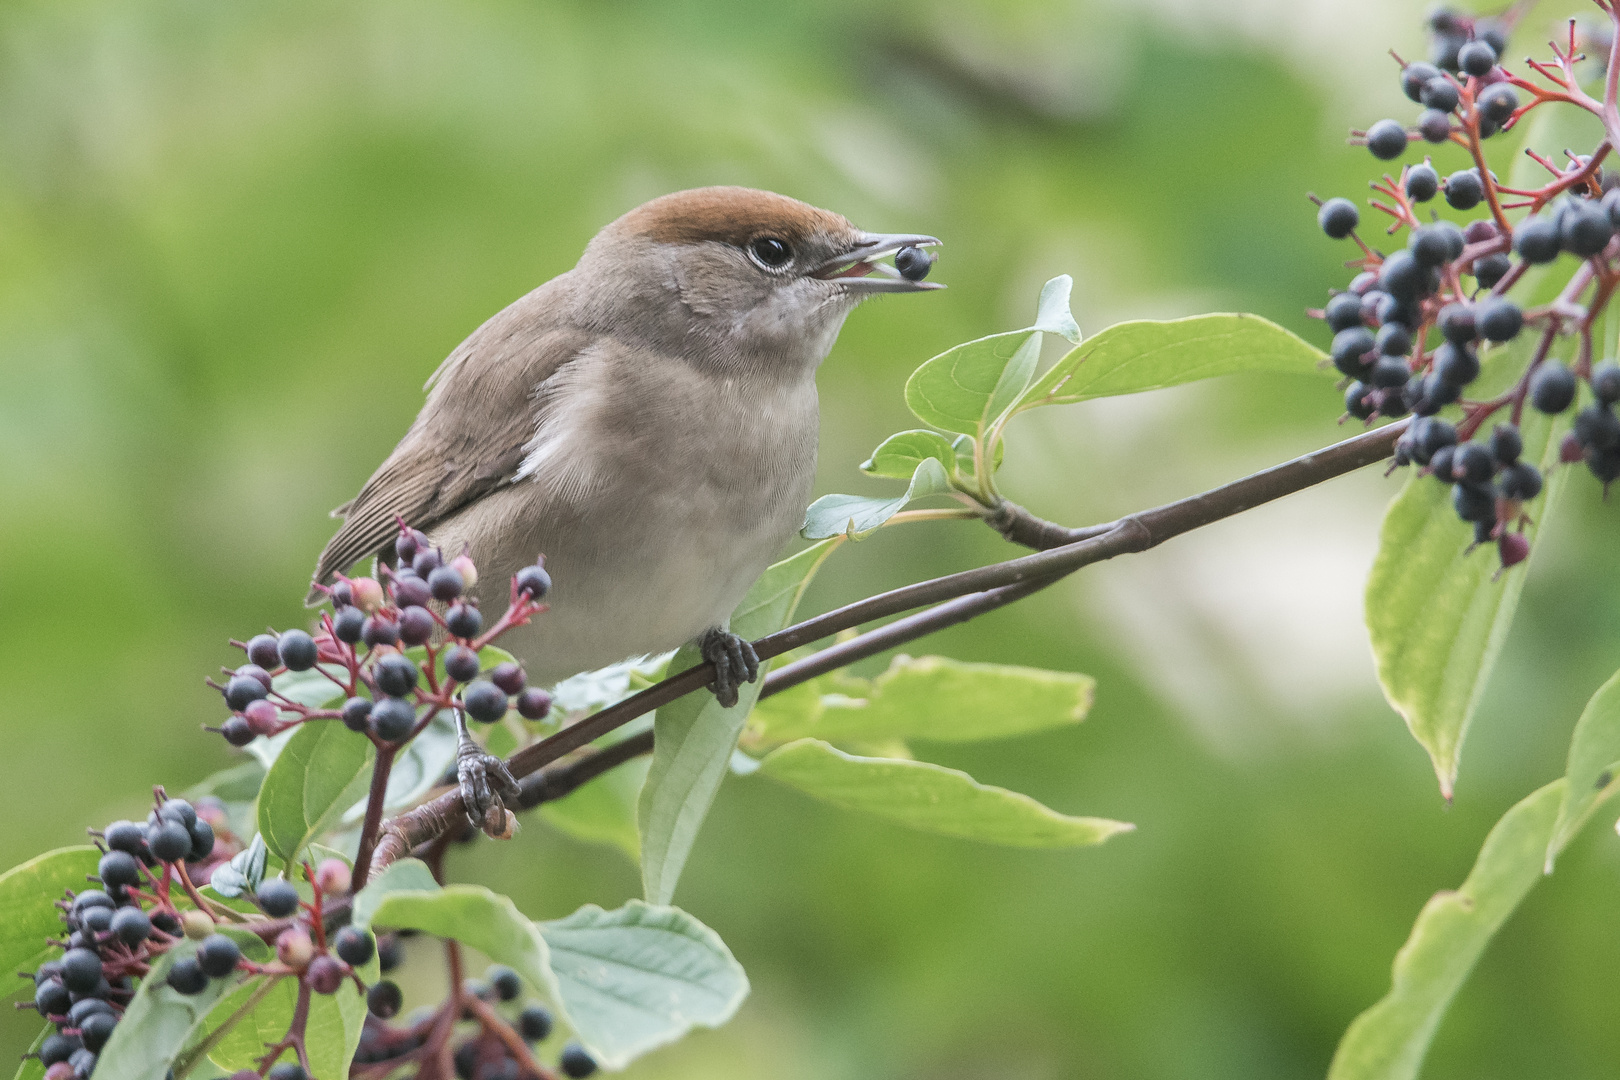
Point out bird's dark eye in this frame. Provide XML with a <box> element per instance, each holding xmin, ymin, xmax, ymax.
<box><xmin>749</xmin><ymin>236</ymin><xmax>792</xmax><ymax>268</ymax></box>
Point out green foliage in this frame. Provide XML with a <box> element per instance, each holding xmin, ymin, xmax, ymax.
<box><xmin>1013</xmin><ymin>313</ymin><xmax>1327</xmax><ymax>412</ymax></box>
<box><xmin>748</xmin><ymin>654</ymin><xmax>1094</xmax><ymax>746</ymax></box>
<box><xmin>638</xmin><ymin>538</ymin><xmax>842</xmax><ymax>905</ymax></box>
<box><xmin>1325</xmin><ymin>772</ymin><xmax>1615</xmax><ymax>1080</ymax></box>
<box><xmin>540</xmin><ymin>752</ymin><xmax>649</xmax><ymax>861</ymax></box>
<box><xmin>1547</xmin><ymin>667</ymin><xmax>1620</xmax><ymax>867</ymax></box>
<box><xmin>256</xmin><ymin>720</ymin><xmax>375</xmax><ymax>864</ymax></box>
<box><xmin>350</xmin><ymin>857</ymin><xmax>440</xmax><ymax>929</ymax></box>
<box><xmin>801</xmin><ymin>458</ymin><xmax>953</xmax><ymax>539</ymax></box>
<box><xmin>205</xmin><ymin>975</ymin><xmax>368</xmax><ymax>1080</ymax></box>
<box><xmin>1365</xmin><ymin>401</ymin><xmax>1569</xmax><ymax>799</ymax></box>
<box><xmin>756</xmin><ymin>739</ymin><xmax>1133</xmax><ymax>847</ymax></box>
<box><xmin>94</xmin><ymin>941</ymin><xmax>249</xmax><ymax>1080</ymax></box>
<box><xmin>539</xmin><ymin>900</ymin><xmax>749</xmax><ymax>1069</ymax></box>
<box><xmin>0</xmin><ymin>847</ymin><xmax>100</xmax><ymax>992</ymax></box>
<box><xmin>860</xmin><ymin>429</ymin><xmax>959</xmax><ymax>481</ymax></box>
<box><xmin>13</xmin><ymin>1025</ymin><xmax>47</xmax><ymax>1080</ymax></box>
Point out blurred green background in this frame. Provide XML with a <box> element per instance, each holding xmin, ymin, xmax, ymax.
<box><xmin>4</xmin><ymin>0</ymin><xmax>1619</xmax><ymax>1075</ymax></box>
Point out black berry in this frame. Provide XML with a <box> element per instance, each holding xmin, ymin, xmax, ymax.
<box><xmin>39</xmin><ymin>1034</ymin><xmax>80</xmax><ymax>1068</ymax></box>
<box><xmin>1458</xmin><ymin>40</ymin><xmax>1496</xmax><ymax>76</ymax></box>
<box><xmin>445</xmin><ymin>603</ymin><xmax>483</xmax><ymax>640</ymax></box>
<box><xmin>1401</xmin><ymin>61</ymin><xmax>1442</xmax><ymax>101</ymax></box>
<box><xmin>225</xmin><ymin>674</ymin><xmax>268</xmax><ymax>712</ymax></box>
<box><xmin>515</xmin><ymin>564</ymin><xmax>551</xmax><ymax>600</ymax></box>
<box><xmin>443</xmin><ymin>645</ymin><xmax>481</xmax><ymax>684</ymax></box>
<box><xmin>1433</xmin><ymin>341</ymin><xmax>1480</xmax><ymax>386</ymax></box>
<box><xmin>1377</xmin><ymin>250</ymin><xmax>1426</xmax><ymax>300</ymax></box>
<box><xmin>398</xmin><ymin>605</ymin><xmax>435</xmax><ymax>647</ymax></box>
<box><xmin>377</xmin><ymin>934</ymin><xmax>403</xmax><ymax>973</ymax></box>
<box><xmin>1575</xmin><ymin>405</ymin><xmax>1620</xmax><ymax>449</ymax></box>
<box><xmin>1561</xmin><ymin>202</ymin><xmax>1614</xmax><ymax>256</ymax></box>
<box><xmin>1529</xmin><ymin>362</ymin><xmax>1577</xmax><ymax>414</ymax></box>
<box><xmin>159</xmin><ymin>799</ymin><xmax>196</xmax><ymax>827</ymax></box>
<box><xmin>111</xmin><ymin>906</ymin><xmax>151</xmax><ymax>946</ymax></box>
<box><xmin>1437</xmin><ymin>303</ymin><xmax>1476</xmax><ymax>344</ymax></box>
<box><xmin>277</xmin><ymin>630</ymin><xmax>318</xmax><ymax>672</ymax></box>
<box><xmin>1408</xmin><ymin>223</ymin><xmax>1453</xmax><ymax>267</ymax></box>
<box><xmin>367</xmin><ymin>980</ymin><xmax>403</xmax><ymax>1019</ymax></box>
<box><xmin>256</xmin><ymin>878</ymin><xmax>300</xmax><ymax>918</ymax></box>
<box><xmin>1428</xmin><ymin>444</ymin><xmax>1456</xmax><ymax>480</ymax></box>
<box><xmin>246</xmin><ymin>634</ymin><xmax>281</xmax><ymax>670</ymax></box>
<box><xmin>1476</xmin><ymin>298</ymin><xmax>1523</xmax><ymax>342</ymax></box>
<box><xmin>482</xmin><ymin>965</ymin><xmax>521</xmax><ymax>1001</ymax></box>
<box><xmin>342</xmin><ymin>696</ymin><xmax>373</xmax><ymax>732</ymax></box>
<box><xmin>1418</xmin><ymin>417</ymin><xmax>1459</xmax><ymax>459</ymax></box>
<box><xmin>1331</xmin><ymin>327</ymin><xmax>1375</xmax><ymax>376</ymax></box>
<box><xmin>1498</xmin><ymin>461</ymin><xmax>1543</xmax><ymax>500</ymax></box>
<box><xmin>1405</xmin><ymin>163</ymin><xmax>1439</xmax><ymax>202</ymax></box>
<box><xmin>35</xmin><ymin>978</ymin><xmax>70</xmax><ymax>1017</ymax></box>
<box><xmin>375</xmin><ymin>654</ymin><xmax>420</xmax><ymax>698</ymax></box>
<box><xmin>147</xmin><ymin>821</ymin><xmax>192</xmax><ymax>863</ymax></box>
<box><xmin>462</xmin><ymin>681</ymin><xmax>508</xmax><ymax>723</ymax></box>
<box><xmin>1420</xmin><ymin>76</ymin><xmax>1460</xmax><ymax>112</ymax></box>
<box><xmin>1370</xmin><ymin>357</ymin><xmax>1411</xmax><ymax>389</ymax></box>
<box><xmin>78</xmin><ymin>1012</ymin><xmax>116</xmax><ymax>1053</ymax></box>
<box><xmin>1453</xmin><ymin>481</ymin><xmax>1495</xmax><ymax>522</ymax></box>
<box><xmin>1515</xmin><ymin>218</ymin><xmax>1561</xmax><ymax>263</ymax></box>
<box><xmin>335</xmin><ymin>926</ymin><xmax>375</xmax><ymax>966</ymax></box>
<box><xmin>559</xmin><ymin>1043</ymin><xmax>597</xmax><ymax>1078</ymax></box>
<box><xmin>489</xmin><ymin>663</ymin><xmax>525</xmax><ymax>696</ymax></box>
<box><xmin>1418</xmin><ymin>109</ymin><xmax>1453</xmax><ymax>143</ymax></box>
<box><xmin>165</xmin><ymin>957</ymin><xmax>208</xmax><ymax>995</ymax></box>
<box><xmin>1445</xmin><ymin>169</ymin><xmax>1484</xmax><ymax>210</ymax></box>
<box><xmin>198</xmin><ymin>934</ymin><xmax>242</xmax><ymax>978</ymax></box>
<box><xmin>1477</xmin><ymin>83</ymin><xmax>1519</xmax><ymax>124</ymax></box>
<box><xmin>427</xmin><ymin>566</ymin><xmax>465</xmax><ymax>602</ymax></box>
<box><xmin>362</xmin><ymin>616</ymin><xmax>400</xmax><ymax>648</ymax></box>
<box><xmin>1452</xmin><ymin>442</ymin><xmax>1496</xmax><ymax>486</ymax></box>
<box><xmin>1345</xmin><ymin>382</ymin><xmax>1376</xmax><ymax>420</ymax></box>
<box><xmin>895</xmin><ymin>245</ymin><xmax>934</xmax><ymax>281</ymax></box>
<box><xmin>1365</xmin><ymin>119</ymin><xmax>1408</xmax><ymax>160</ymax></box>
<box><xmin>268</xmin><ymin>1063</ymin><xmax>308</xmax><ymax>1080</ymax></box>
<box><xmin>393</xmin><ymin>574</ymin><xmax>433</xmax><ymax>609</ymax></box>
<box><xmin>1592</xmin><ymin>360</ymin><xmax>1620</xmax><ymax>404</ymax></box>
<box><xmin>103</xmin><ymin>820</ymin><xmax>146</xmax><ymax>856</ymax></box>
<box><xmin>411</xmin><ymin>548</ymin><xmax>442</xmax><ymax>578</ymax></box>
<box><xmin>519</xmin><ymin>1003</ymin><xmax>554</xmax><ymax>1042</ymax></box>
<box><xmin>1325</xmin><ymin>292</ymin><xmax>1363</xmax><ymax>332</ymax></box>
<box><xmin>333</xmin><ymin>605</ymin><xmax>366</xmax><ymax>644</ymax></box>
<box><xmin>1490</xmin><ymin>424</ymin><xmax>1522</xmax><ymax>464</ymax></box>
<box><xmin>1472</xmin><ymin>252</ymin><xmax>1511</xmax><ymax>288</ymax></box>
<box><xmin>1317</xmin><ymin>198</ymin><xmax>1359</xmax><ymax>239</ymax></box>
<box><xmin>371</xmin><ymin>696</ymin><xmax>418</xmax><ymax>742</ymax></box>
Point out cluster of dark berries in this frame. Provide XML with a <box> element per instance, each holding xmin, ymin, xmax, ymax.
<box><xmin>215</xmin><ymin>529</ymin><xmax>554</xmax><ymax>751</ymax></box>
<box><xmin>1558</xmin><ymin>360</ymin><xmax>1620</xmax><ymax>484</ymax></box>
<box><xmin>360</xmin><ymin>958</ymin><xmax>596</xmax><ymax>1078</ymax></box>
<box><xmin>29</xmin><ymin>795</ymin><xmax>225</xmax><ymax>1080</ymax></box>
<box><xmin>1396</xmin><ymin>419</ymin><xmax>1540</xmax><ymax>565</ymax></box>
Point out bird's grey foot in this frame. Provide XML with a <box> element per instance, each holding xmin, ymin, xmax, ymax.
<box><xmin>699</xmin><ymin>626</ymin><xmax>759</xmax><ymax>709</ymax></box>
<box><xmin>455</xmin><ymin>711</ymin><xmax>521</xmax><ymax>837</ymax></box>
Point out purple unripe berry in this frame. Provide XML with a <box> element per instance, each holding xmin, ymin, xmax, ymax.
<box><xmin>428</xmin><ymin>566</ymin><xmax>465</xmax><ymax>601</ymax></box>
<box><xmin>308</xmin><ymin>956</ymin><xmax>346</xmax><ymax>995</ymax></box>
<box><xmin>411</xmin><ymin>548</ymin><xmax>442</xmax><ymax>578</ymax></box>
<box><xmin>515</xmin><ymin>687</ymin><xmax>553</xmax><ymax>721</ymax></box>
<box><xmin>445</xmin><ymin>603</ymin><xmax>483</xmax><ymax>640</ymax></box>
<box><xmin>1417</xmin><ymin>109</ymin><xmax>1452</xmax><ymax>143</ymax></box>
<box><xmin>397</xmin><ymin>605</ymin><xmax>435</xmax><ymax>646</ymax></box>
<box><xmin>490</xmin><ymin>662</ymin><xmax>526</xmax><ymax>695</ymax></box>
<box><xmin>329</xmin><ymin>580</ymin><xmax>354</xmax><ymax>608</ymax></box>
<box><xmin>361</xmin><ymin>616</ymin><xmax>400</xmax><ymax>648</ymax></box>
<box><xmin>246</xmin><ymin>635</ymin><xmax>281</xmax><ymax>670</ymax></box>
<box><xmin>236</xmin><ymin>664</ymin><xmax>273</xmax><ymax>691</ymax></box>
<box><xmin>393</xmin><ymin>573</ymin><xmax>432</xmax><ymax>608</ymax></box>
<box><xmin>462</xmin><ymin>681</ymin><xmax>509</xmax><ymax>723</ymax></box>
<box><xmin>443</xmin><ymin>646</ymin><xmax>481</xmax><ymax>684</ymax></box>
<box><xmin>394</xmin><ymin>530</ymin><xmax>419</xmax><ymax>564</ymax></box>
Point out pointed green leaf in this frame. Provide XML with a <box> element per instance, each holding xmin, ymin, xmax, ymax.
<box><xmin>1032</xmin><ymin>274</ymin><xmax>1081</xmax><ymax>342</ymax></box>
<box><xmin>1548</xmin><ymin>668</ymin><xmax>1620</xmax><ymax>867</ymax></box>
<box><xmin>0</xmin><ymin>846</ymin><xmax>101</xmax><ymax>989</ymax></box>
<box><xmin>639</xmin><ymin>539</ymin><xmax>842</xmax><ymax>904</ymax></box>
<box><xmin>801</xmin><ymin>458</ymin><xmax>952</xmax><ymax>540</ymax></box>
<box><xmin>1015</xmin><ymin>313</ymin><xmax>1327</xmax><ymax>413</ymax></box>
<box><xmin>203</xmin><ymin>974</ymin><xmax>368</xmax><ymax>1080</ymax></box>
<box><xmin>350</xmin><ymin>857</ymin><xmax>441</xmax><ymax>929</ymax></box>
<box><xmin>860</xmin><ymin>429</ymin><xmax>958</xmax><ymax>480</ymax></box>
<box><xmin>541</xmin><ymin>754</ymin><xmax>649</xmax><ymax>861</ymax></box>
<box><xmin>1326</xmin><ymin>777</ymin><xmax>1618</xmax><ymax>1080</ymax></box>
<box><xmin>539</xmin><ymin>900</ymin><xmax>749</xmax><ymax>1069</ymax></box>
<box><xmin>93</xmin><ymin>941</ymin><xmax>250</xmax><ymax>1080</ymax></box>
<box><xmin>256</xmin><ymin>720</ymin><xmax>375</xmax><ymax>864</ymax></box>
<box><xmin>1366</xmin><ymin>405</ymin><xmax>1569</xmax><ymax>798</ymax></box>
<box><xmin>756</xmin><ymin>739</ymin><xmax>1133</xmax><ymax>847</ymax></box>
<box><xmin>750</xmin><ymin>655</ymin><xmax>1094</xmax><ymax>746</ymax></box>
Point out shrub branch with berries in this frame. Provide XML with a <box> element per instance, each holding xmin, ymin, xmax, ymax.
<box><xmin>12</xmin><ymin>8</ymin><xmax>1620</xmax><ymax>1079</ymax></box>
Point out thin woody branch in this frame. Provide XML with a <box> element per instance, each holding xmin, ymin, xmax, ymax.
<box><xmin>371</xmin><ymin>420</ymin><xmax>1406</xmax><ymax>873</ymax></box>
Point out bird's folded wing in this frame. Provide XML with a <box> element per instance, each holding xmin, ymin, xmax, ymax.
<box><xmin>308</xmin><ymin>279</ymin><xmax>589</xmax><ymax>601</ymax></box>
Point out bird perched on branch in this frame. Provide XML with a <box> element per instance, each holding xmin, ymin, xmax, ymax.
<box><xmin>309</xmin><ymin>186</ymin><xmax>940</xmax><ymax>708</ymax></box>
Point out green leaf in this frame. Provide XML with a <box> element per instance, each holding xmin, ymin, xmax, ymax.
<box><xmin>638</xmin><ymin>538</ymin><xmax>842</xmax><ymax>904</ymax></box>
<box><xmin>801</xmin><ymin>458</ymin><xmax>952</xmax><ymax>540</ymax></box>
<box><xmin>207</xmin><ymin>834</ymin><xmax>270</xmax><ymax>899</ymax></box>
<box><xmin>756</xmin><ymin>739</ymin><xmax>1133</xmax><ymax>847</ymax></box>
<box><xmin>350</xmin><ymin>857</ymin><xmax>441</xmax><ymax>929</ymax></box>
<box><xmin>904</xmin><ymin>275</ymin><xmax>1076</xmax><ymax>435</ymax></box>
<box><xmin>1014</xmin><ymin>313</ymin><xmax>1327</xmax><ymax>412</ymax></box>
<box><xmin>0</xmin><ymin>846</ymin><xmax>101</xmax><ymax>990</ymax></box>
<box><xmin>256</xmin><ymin>721</ymin><xmax>375</xmax><ymax>865</ymax></box>
<box><xmin>355</xmin><ymin>875</ymin><xmax>563</xmax><ymax>1006</ymax></box>
<box><xmin>14</xmin><ymin>1024</ymin><xmax>48</xmax><ymax>1080</ymax></box>
<box><xmin>187</xmin><ymin>760</ymin><xmax>266</xmax><ymax>844</ymax></box>
<box><xmin>540</xmin><ymin>754</ymin><xmax>649</xmax><ymax>861</ymax></box>
<box><xmin>539</xmin><ymin>900</ymin><xmax>749</xmax><ymax>1070</ymax></box>
<box><xmin>1325</xmin><ymin>777</ymin><xmax>1619</xmax><ymax>1080</ymax></box>
<box><xmin>749</xmin><ymin>655</ymin><xmax>1094</xmax><ymax>746</ymax></box>
<box><xmin>205</xmin><ymin>974</ymin><xmax>368</xmax><ymax>1080</ymax></box>
<box><xmin>1548</xmin><ymin>668</ymin><xmax>1620</xmax><ymax>867</ymax></box>
<box><xmin>1366</xmin><ymin>405</ymin><xmax>1569</xmax><ymax>798</ymax></box>
<box><xmin>860</xmin><ymin>429</ymin><xmax>958</xmax><ymax>480</ymax></box>
<box><xmin>94</xmin><ymin>941</ymin><xmax>249</xmax><ymax>1080</ymax></box>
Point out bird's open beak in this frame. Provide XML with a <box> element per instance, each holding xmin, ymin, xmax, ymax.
<box><xmin>813</xmin><ymin>233</ymin><xmax>944</xmax><ymax>292</ymax></box>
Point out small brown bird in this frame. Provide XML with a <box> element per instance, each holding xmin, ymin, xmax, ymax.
<box><xmin>310</xmin><ymin>186</ymin><xmax>940</xmax><ymax>707</ymax></box>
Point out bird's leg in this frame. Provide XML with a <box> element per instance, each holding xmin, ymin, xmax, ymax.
<box><xmin>698</xmin><ymin>625</ymin><xmax>760</xmax><ymax>709</ymax></box>
<box><xmin>454</xmin><ymin>707</ymin><xmax>521</xmax><ymax>836</ymax></box>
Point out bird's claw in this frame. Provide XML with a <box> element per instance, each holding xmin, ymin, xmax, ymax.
<box><xmin>700</xmin><ymin>627</ymin><xmax>759</xmax><ymax>709</ymax></box>
<box><xmin>456</xmin><ymin>726</ymin><xmax>521</xmax><ymax>838</ymax></box>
